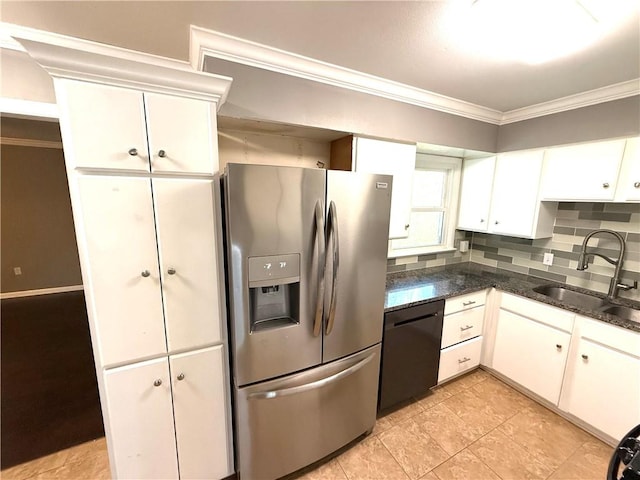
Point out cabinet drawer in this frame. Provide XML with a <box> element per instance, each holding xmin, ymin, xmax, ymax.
<box><xmin>438</xmin><ymin>336</ymin><xmax>482</xmax><ymax>383</ymax></box>
<box><xmin>444</xmin><ymin>290</ymin><xmax>487</xmax><ymax>316</ymax></box>
<box><xmin>500</xmin><ymin>292</ymin><xmax>574</xmax><ymax>332</ymax></box>
<box><xmin>441</xmin><ymin>306</ymin><xmax>484</xmax><ymax>349</ymax></box>
<box><xmin>578</xmin><ymin>316</ymin><xmax>640</xmax><ymax>357</ymax></box>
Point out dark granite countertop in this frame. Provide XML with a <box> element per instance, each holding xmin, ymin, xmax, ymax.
<box><xmin>385</xmin><ymin>262</ymin><xmax>640</xmax><ymax>333</ymax></box>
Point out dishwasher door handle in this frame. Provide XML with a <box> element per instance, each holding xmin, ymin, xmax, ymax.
<box><xmin>389</xmin><ymin>311</ymin><xmax>440</xmax><ymax>329</ymax></box>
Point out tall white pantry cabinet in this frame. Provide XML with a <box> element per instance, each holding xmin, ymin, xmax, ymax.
<box><xmin>0</xmin><ymin>21</ymin><xmax>242</xmax><ymax>474</ymax></box>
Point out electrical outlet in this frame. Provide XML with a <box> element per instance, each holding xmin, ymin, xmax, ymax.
<box><xmin>13</xmin><ymin>267</ymin><xmax>22</xmax><ymax>276</ymax></box>
<box><xmin>459</xmin><ymin>240</ymin><xmax>469</xmax><ymax>253</ymax></box>
<box><xmin>543</xmin><ymin>253</ymin><xmax>554</xmax><ymax>266</ymax></box>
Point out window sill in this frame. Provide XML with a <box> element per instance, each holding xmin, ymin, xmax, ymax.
<box><xmin>387</xmin><ymin>246</ymin><xmax>457</xmax><ymax>259</ymax></box>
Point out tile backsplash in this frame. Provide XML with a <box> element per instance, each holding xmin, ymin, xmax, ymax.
<box><xmin>387</xmin><ymin>202</ymin><xmax>640</xmax><ymax>301</ymax></box>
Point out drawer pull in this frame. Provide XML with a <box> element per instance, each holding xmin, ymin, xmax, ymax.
<box><xmin>462</xmin><ymin>300</ymin><xmax>476</xmax><ymax>307</ymax></box>
<box><xmin>458</xmin><ymin>357</ymin><xmax>472</xmax><ymax>364</ymax></box>
<box><xmin>581</xmin><ymin>354</ymin><xmax>589</xmax><ymax>360</ymax></box>
<box><xmin>556</xmin><ymin>344</ymin><xmax>562</xmax><ymax>350</ymax></box>
<box><xmin>460</xmin><ymin>325</ymin><xmax>474</xmax><ymax>331</ymax></box>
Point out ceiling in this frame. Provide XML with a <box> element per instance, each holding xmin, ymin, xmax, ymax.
<box><xmin>2</xmin><ymin>1</ymin><xmax>639</xmax><ymax>113</ymax></box>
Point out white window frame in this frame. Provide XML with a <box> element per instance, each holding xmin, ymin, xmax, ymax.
<box><xmin>388</xmin><ymin>154</ymin><xmax>462</xmax><ymax>258</ymax></box>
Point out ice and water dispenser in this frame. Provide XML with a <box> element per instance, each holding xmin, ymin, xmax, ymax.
<box><xmin>248</xmin><ymin>254</ymin><xmax>301</xmax><ymax>333</ymax></box>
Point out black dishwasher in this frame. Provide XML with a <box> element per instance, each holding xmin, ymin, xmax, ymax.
<box><xmin>378</xmin><ymin>300</ymin><xmax>444</xmax><ymax>411</ymax></box>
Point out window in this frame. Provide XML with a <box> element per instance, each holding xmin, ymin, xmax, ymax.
<box><xmin>388</xmin><ymin>154</ymin><xmax>462</xmax><ymax>257</ymax></box>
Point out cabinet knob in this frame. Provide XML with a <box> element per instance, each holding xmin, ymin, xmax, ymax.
<box><xmin>556</xmin><ymin>344</ymin><xmax>562</xmax><ymax>350</ymax></box>
<box><xmin>404</xmin><ymin>224</ymin><xmax>410</xmax><ymax>230</ymax></box>
<box><xmin>581</xmin><ymin>354</ymin><xmax>589</xmax><ymax>360</ymax></box>
<box><xmin>494</xmin><ymin>221</ymin><xmax>499</xmax><ymax>225</ymax></box>
<box><xmin>153</xmin><ymin>379</ymin><xmax>162</xmax><ymax>387</ymax></box>
<box><xmin>167</xmin><ymin>267</ymin><xmax>176</xmax><ymax>275</ymax></box>
<box><xmin>480</xmin><ymin>219</ymin><xmax>485</xmax><ymax>223</ymax></box>
<box><xmin>602</xmin><ymin>182</ymin><xmax>610</xmax><ymax>189</ymax></box>
<box><xmin>141</xmin><ymin>270</ymin><xmax>151</xmax><ymax>278</ymax></box>
<box><xmin>634</xmin><ymin>182</ymin><xmax>640</xmax><ymax>188</ymax></box>
<box><xmin>177</xmin><ymin>373</ymin><xmax>185</xmax><ymax>381</ymax></box>
<box><xmin>158</xmin><ymin>150</ymin><xmax>167</xmax><ymax>158</ymax></box>
<box><xmin>128</xmin><ymin>148</ymin><xmax>138</xmax><ymax>156</ymax></box>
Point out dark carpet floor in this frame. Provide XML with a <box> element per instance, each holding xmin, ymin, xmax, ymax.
<box><xmin>1</xmin><ymin>290</ymin><xmax>104</xmax><ymax>468</ymax></box>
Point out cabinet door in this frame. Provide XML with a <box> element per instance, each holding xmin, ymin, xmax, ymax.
<box><xmin>541</xmin><ymin>139</ymin><xmax>625</xmax><ymax>201</ymax></box>
<box><xmin>103</xmin><ymin>358</ymin><xmax>179</xmax><ymax>480</ymax></box>
<box><xmin>170</xmin><ymin>346</ymin><xmax>233</xmax><ymax>480</ymax></box>
<box><xmin>492</xmin><ymin>310</ymin><xmax>570</xmax><ymax>404</ymax></box>
<box><xmin>489</xmin><ymin>151</ymin><xmax>543</xmax><ymax>236</ymax></box>
<box><xmin>562</xmin><ymin>337</ymin><xmax>640</xmax><ymax>440</ymax></box>
<box><xmin>353</xmin><ymin>137</ymin><xmax>416</xmax><ymax>239</ymax></box>
<box><xmin>76</xmin><ymin>176</ymin><xmax>166</xmax><ymax>367</ymax></box>
<box><xmin>55</xmin><ymin>79</ymin><xmax>150</xmax><ymax>172</ymax></box>
<box><xmin>145</xmin><ymin>93</ymin><xmax>217</xmax><ymax>175</ymax></box>
<box><xmin>153</xmin><ymin>179</ymin><xmax>223</xmax><ymax>352</ymax></box>
<box><xmin>457</xmin><ymin>156</ymin><xmax>495</xmax><ymax>232</ymax></box>
<box><xmin>615</xmin><ymin>137</ymin><xmax>640</xmax><ymax>201</ymax></box>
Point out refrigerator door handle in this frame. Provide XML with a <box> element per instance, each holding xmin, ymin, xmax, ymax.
<box><xmin>326</xmin><ymin>200</ymin><xmax>340</xmax><ymax>335</ymax></box>
<box><xmin>247</xmin><ymin>350</ymin><xmax>374</xmax><ymax>400</ymax></box>
<box><xmin>313</xmin><ymin>200</ymin><xmax>326</xmax><ymax>336</ymax></box>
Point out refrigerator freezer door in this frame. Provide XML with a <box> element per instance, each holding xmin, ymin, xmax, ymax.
<box><xmin>323</xmin><ymin>171</ymin><xmax>392</xmax><ymax>363</ymax></box>
<box><xmin>224</xmin><ymin>164</ymin><xmax>325</xmax><ymax>386</ymax></box>
<box><xmin>235</xmin><ymin>345</ymin><xmax>380</xmax><ymax>480</ymax></box>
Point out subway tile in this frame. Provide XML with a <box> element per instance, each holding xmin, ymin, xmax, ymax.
<box><xmin>396</xmin><ymin>255</ymin><xmax>419</xmax><ymax>265</ymax></box>
<box><xmin>603</xmin><ymin>203</ymin><xmax>640</xmax><ymax>213</ymax></box>
<box><xmin>438</xmin><ymin>251</ymin><xmax>456</xmax><ymax>259</ymax></box>
<box><xmin>471</xmin><ymin>244</ymin><xmax>499</xmax><ymax>254</ymax></box>
<box><xmin>485</xmin><ymin>252</ymin><xmax>513</xmax><ymax>263</ymax></box>
<box><xmin>406</xmin><ymin>261</ymin><xmax>428</xmax><ymax>271</ymax></box>
<box><xmin>552</xmin><ymin>233</ymin><xmax>581</xmax><ymax>245</ymax></box>
<box><xmin>553</xmin><ymin>256</ymin><xmax>571</xmax><ymax>267</ymax></box>
<box><xmin>627</xmin><ymin>233</ymin><xmax>640</xmax><ymax>242</ymax></box>
<box><xmin>417</xmin><ymin>254</ymin><xmax>437</xmax><ymax>262</ymax></box>
<box><xmin>572</xmin><ymin>219</ymin><xmax>603</xmax><ymax>230</ymax></box>
<box><xmin>528</xmin><ymin>268</ymin><xmax>567</xmax><ymax>283</ymax></box>
<box><xmin>445</xmin><ymin>256</ymin><xmax>463</xmax><ymax>265</ymax></box>
<box><xmin>550</xmin><ymin>249</ymin><xmax>580</xmax><ymax>261</ymax></box>
<box><xmin>530</xmin><ymin>253</ymin><xmax>545</xmax><ymax>262</ymax></box>
<box><xmin>497</xmin><ymin>262</ymin><xmax>529</xmax><ymax>274</ymax></box>
<box><xmin>425</xmin><ymin>257</ymin><xmax>447</xmax><ymax>267</ymax></box>
<box><xmin>558</xmin><ymin>202</ymin><xmax>578</xmax><ymax>211</ymax></box>
<box><xmin>578</xmin><ymin>211</ymin><xmax>632</xmax><ymax>222</ymax></box>
<box><xmin>552</xmin><ymin>226</ymin><xmax>575</xmax><ymax>235</ymax></box>
<box><xmin>387</xmin><ymin>264</ymin><xmax>407</xmax><ymax>273</ymax></box>
<box><xmin>554</xmin><ymin>208</ymin><xmax>579</xmax><ymax>219</ymax></box>
<box><xmin>473</xmin><ymin>256</ymin><xmax>498</xmax><ymax>268</ymax></box>
<box><xmin>547</xmin><ymin>265</ymin><xmax>592</xmax><ymax>280</ymax></box>
<box><xmin>498</xmin><ymin>236</ymin><xmax>534</xmax><ymax>245</ymax></box>
<box><xmin>387</xmin><ymin>258</ymin><xmax>397</xmax><ymax>266</ymax></box>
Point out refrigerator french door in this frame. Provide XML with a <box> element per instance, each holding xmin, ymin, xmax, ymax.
<box><xmin>223</xmin><ymin>164</ymin><xmax>392</xmax><ymax>480</ymax></box>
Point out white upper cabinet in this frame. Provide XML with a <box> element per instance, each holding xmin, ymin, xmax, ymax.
<box><xmin>457</xmin><ymin>156</ymin><xmax>495</xmax><ymax>233</ymax></box>
<box><xmin>352</xmin><ymin>137</ymin><xmax>416</xmax><ymax>239</ymax></box>
<box><xmin>55</xmin><ymin>79</ymin><xmax>218</xmax><ymax>175</ymax></box>
<box><xmin>458</xmin><ymin>152</ymin><xmax>554</xmax><ymax>239</ymax></box>
<box><xmin>489</xmin><ymin>150</ymin><xmax>556</xmax><ymax>238</ymax></box>
<box><xmin>540</xmin><ymin>139</ymin><xmax>626</xmax><ymax>201</ymax></box>
<box><xmin>615</xmin><ymin>137</ymin><xmax>640</xmax><ymax>202</ymax></box>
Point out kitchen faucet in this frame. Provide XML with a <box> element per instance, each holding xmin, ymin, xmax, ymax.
<box><xmin>576</xmin><ymin>229</ymin><xmax>638</xmax><ymax>300</ymax></box>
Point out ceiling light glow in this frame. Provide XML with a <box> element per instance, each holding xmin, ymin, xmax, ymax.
<box><xmin>446</xmin><ymin>0</ymin><xmax>639</xmax><ymax>64</ymax></box>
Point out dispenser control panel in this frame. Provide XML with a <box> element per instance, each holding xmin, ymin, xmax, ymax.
<box><xmin>248</xmin><ymin>254</ymin><xmax>301</xmax><ymax>287</ymax></box>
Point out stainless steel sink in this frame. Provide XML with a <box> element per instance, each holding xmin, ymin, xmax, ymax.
<box><xmin>532</xmin><ymin>285</ymin><xmax>607</xmax><ymax>310</ymax></box>
<box><xmin>599</xmin><ymin>305</ymin><xmax>640</xmax><ymax>324</ymax></box>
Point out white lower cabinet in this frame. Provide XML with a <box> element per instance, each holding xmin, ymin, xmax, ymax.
<box><xmin>559</xmin><ymin>316</ymin><xmax>640</xmax><ymax>441</ymax></box>
<box><xmin>104</xmin><ymin>357</ymin><xmax>179</xmax><ymax>479</ymax></box>
<box><xmin>492</xmin><ymin>309</ymin><xmax>570</xmax><ymax>404</ymax></box>
<box><xmin>438</xmin><ymin>290</ymin><xmax>487</xmax><ymax>383</ymax></box>
<box><xmin>104</xmin><ymin>346</ymin><xmax>232</xmax><ymax>480</ymax></box>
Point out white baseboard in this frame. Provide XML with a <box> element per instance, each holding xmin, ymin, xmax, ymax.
<box><xmin>1</xmin><ymin>284</ymin><xmax>84</xmax><ymax>299</ymax></box>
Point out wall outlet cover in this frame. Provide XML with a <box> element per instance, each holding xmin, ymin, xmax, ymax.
<box><xmin>459</xmin><ymin>240</ymin><xmax>469</xmax><ymax>253</ymax></box>
<box><xmin>13</xmin><ymin>267</ymin><xmax>22</xmax><ymax>276</ymax></box>
<box><xmin>543</xmin><ymin>253</ymin><xmax>554</xmax><ymax>266</ymax></box>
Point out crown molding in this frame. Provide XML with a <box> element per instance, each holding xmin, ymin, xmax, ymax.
<box><xmin>3</xmin><ymin>22</ymin><xmax>233</xmax><ymax>107</ymax></box>
<box><xmin>191</xmin><ymin>26</ymin><xmax>640</xmax><ymax>127</ymax></box>
<box><xmin>190</xmin><ymin>26</ymin><xmax>504</xmax><ymax>125</ymax></box>
<box><xmin>500</xmin><ymin>79</ymin><xmax>640</xmax><ymax>124</ymax></box>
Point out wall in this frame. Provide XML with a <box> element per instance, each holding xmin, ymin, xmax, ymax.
<box><xmin>217</xmin><ymin>128</ymin><xmax>331</xmax><ymax>172</ymax></box>
<box><xmin>0</xmin><ymin>49</ymin><xmax>57</xmax><ymax>104</ymax></box>
<box><xmin>1</xmin><ymin>141</ymin><xmax>82</xmax><ymax>293</ymax></box>
<box><xmin>205</xmin><ymin>57</ymin><xmax>499</xmax><ymax>154</ymax></box>
<box><xmin>389</xmin><ymin>203</ymin><xmax>640</xmax><ymax>302</ymax></box>
<box><xmin>386</xmin><ymin>230</ymin><xmax>472</xmax><ymax>272</ymax></box>
<box><xmin>497</xmin><ymin>96</ymin><xmax>640</xmax><ymax>152</ymax></box>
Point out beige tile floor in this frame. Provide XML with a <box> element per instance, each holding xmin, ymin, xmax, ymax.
<box><xmin>1</xmin><ymin>369</ymin><xmax>615</xmax><ymax>480</ymax></box>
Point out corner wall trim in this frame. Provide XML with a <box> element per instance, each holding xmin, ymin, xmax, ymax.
<box><xmin>1</xmin><ymin>285</ymin><xmax>84</xmax><ymax>299</ymax></box>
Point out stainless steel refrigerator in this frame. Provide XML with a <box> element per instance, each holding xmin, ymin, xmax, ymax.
<box><xmin>222</xmin><ymin>163</ymin><xmax>392</xmax><ymax>480</ymax></box>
